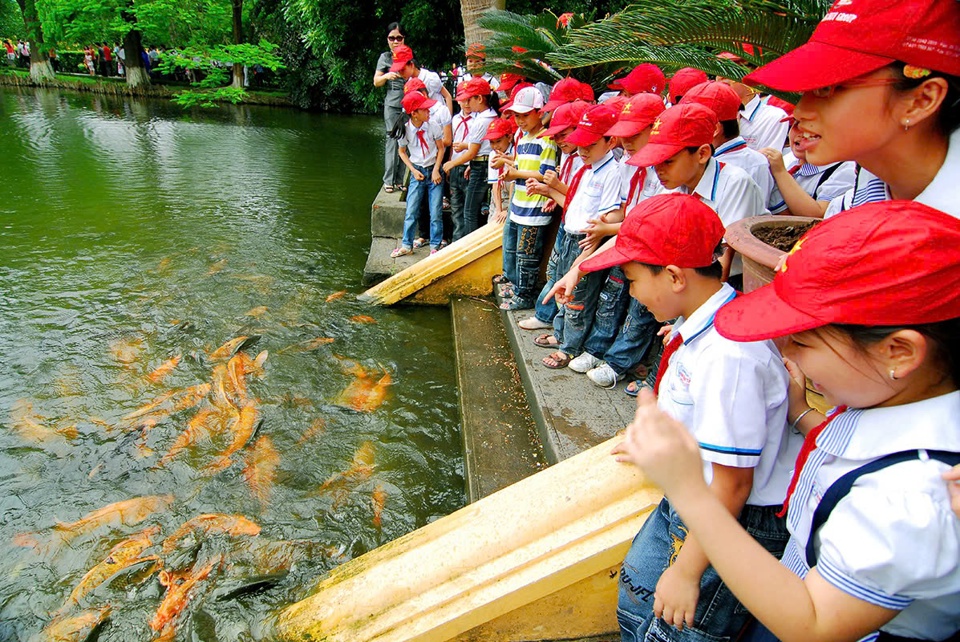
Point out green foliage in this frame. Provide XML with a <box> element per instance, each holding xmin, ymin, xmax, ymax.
<box><xmin>1</xmin><ymin>0</ymin><xmax>22</xmax><ymax>37</ymax></box>
<box><xmin>172</xmin><ymin>84</ymin><xmax>246</xmax><ymax>107</ymax></box>
<box><xmin>552</xmin><ymin>0</ymin><xmax>830</xmax><ymax>82</ymax></box>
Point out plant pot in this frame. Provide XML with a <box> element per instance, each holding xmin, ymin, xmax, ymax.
<box><xmin>725</xmin><ymin>215</ymin><xmax>818</xmax><ymax>293</ymax></box>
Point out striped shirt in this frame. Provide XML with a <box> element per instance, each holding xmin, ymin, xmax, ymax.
<box><xmin>509</xmin><ymin>130</ymin><xmax>559</xmax><ymax>226</ymax></box>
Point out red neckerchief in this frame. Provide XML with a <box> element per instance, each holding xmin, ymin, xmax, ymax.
<box><xmin>416</xmin><ymin>129</ymin><xmax>430</xmax><ymax>157</ymax></box>
<box><xmin>627</xmin><ymin>166</ymin><xmax>647</xmax><ymax>207</ymax></box>
<box><xmin>777</xmin><ymin>406</ymin><xmax>848</xmax><ymax>518</ymax></box>
<box><xmin>788</xmin><ymin>164</ymin><xmax>801</xmax><ymax>176</ymax></box>
<box><xmin>652</xmin><ymin>333</ymin><xmax>683</xmax><ymax>396</ymax></box>
<box><xmin>455</xmin><ymin>114</ymin><xmax>472</xmax><ymax>141</ymax></box>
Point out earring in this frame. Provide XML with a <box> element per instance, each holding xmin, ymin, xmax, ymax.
<box><xmin>889</xmin><ymin>369</ymin><xmax>899</xmax><ymax>381</ymax></box>
<box><xmin>903</xmin><ymin>119</ymin><xmax>911</xmax><ymax>132</ymax></box>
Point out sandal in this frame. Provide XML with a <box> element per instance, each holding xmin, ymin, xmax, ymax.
<box><xmin>497</xmin><ymin>283</ymin><xmax>515</xmax><ymax>298</ymax></box>
<box><xmin>499</xmin><ymin>298</ymin><xmax>533</xmax><ymax>311</ymax></box>
<box><xmin>533</xmin><ymin>333</ymin><xmax>559</xmax><ymax>349</ymax></box>
<box><xmin>413</xmin><ymin>237</ymin><xmax>428</xmax><ymax>249</ymax></box>
<box><xmin>625</xmin><ymin>380</ymin><xmax>653</xmax><ymax>397</ymax></box>
<box><xmin>542</xmin><ymin>351</ymin><xmax>572</xmax><ymax>369</ymax></box>
<box><xmin>492</xmin><ymin>274</ymin><xmax>511</xmax><ymax>285</ymax></box>
<box><xmin>384</xmin><ymin>184</ymin><xmax>396</xmax><ymax>194</ymax></box>
<box><xmin>390</xmin><ymin>246</ymin><xmax>412</xmax><ymax>258</ymax></box>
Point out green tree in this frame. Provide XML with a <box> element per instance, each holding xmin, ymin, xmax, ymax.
<box><xmin>17</xmin><ymin>0</ymin><xmax>54</xmax><ymax>80</ymax></box>
<box><xmin>1</xmin><ymin>0</ymin><xmax>22</xmax><ymax>37</ymax></box>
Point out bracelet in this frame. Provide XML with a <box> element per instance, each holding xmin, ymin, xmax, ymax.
<box><xmin>790</xmin><ymin>408</ymin><xmax>815</xmax><ymax>432</ymax></box>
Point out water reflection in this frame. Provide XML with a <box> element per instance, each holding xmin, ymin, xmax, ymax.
<box><xmin>0</xmin><ymin>87</ymin><xmax>463</xmax><ymax>641</ymax></box>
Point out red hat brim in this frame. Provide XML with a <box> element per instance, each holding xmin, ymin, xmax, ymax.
<box><xmin>564</xmin><ymin>128</ymin><xmax>603</xmax><ymax>147</ymax></box>
<box><xmin>744</xmin><ymin>40</ymin><xmax>894</xmax><ymax>92</ymax></box>
<box><xmin>626</xmin><ymin>142</ymin><xmax>685</xmax><ymax>167</ymax></box>
<box><xmin>713</xmin><ymin>281</ymin><xmax>826</xmax><ymax>342</ymax></box>
<box><xmin>542</xmin><ymin>98</ymin><xmax>568</xmax><ymax>113</ymax></box>
<box><xmin>579</xmin><ymin>245</ymin><xmax>635</xmax><ymax>273</ymax></box>
<box><xmin>605</xmin><ymin>120</ymin><xmax>649</xmax><ymax>137</ymax></box>
<box><xmin>539</xmin><ymin>122</ymin><xmax>573</xmax><ymax>138</ymax></box>
<box><xmin>390</xmin><ymin>60</ymin><xmax>410</xmax><ymax>73</ymax></box>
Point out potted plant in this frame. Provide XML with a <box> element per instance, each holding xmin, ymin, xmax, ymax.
<box><xmin>725</xmin><ymin>215</ymin><xmax>819</xmax><ymax>293</ymax></box>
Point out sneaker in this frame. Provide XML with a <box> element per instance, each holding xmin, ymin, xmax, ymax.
<box><xmin>568</xmin><ymin>352</ymin><xmax>603</xmax><ymax>374</ymax></box>
<box><xmin>518</xmin><ymin>317</ymin><xmax>552</xmax><ymax>331</ymax></box>
<box><xmin>587</xmin><ymin>363</ymin><xmax>624</xmax><ymax>388</ymax></box>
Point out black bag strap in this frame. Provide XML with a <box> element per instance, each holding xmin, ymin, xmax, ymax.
<box><xmin>813</xmin><ymin>162</ymin><xmax>842</xmax><ymax>198</ymax></box>
<box><xmin>806</xmin><ymin>449</ymin><xmax>960</xmax><ymax>568</ymax></box>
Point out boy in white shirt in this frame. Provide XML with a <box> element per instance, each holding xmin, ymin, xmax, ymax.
<box><xmin>392</xmin><ymin>91</ymin><xmax>446</xmax><ymax>257</ymax></box>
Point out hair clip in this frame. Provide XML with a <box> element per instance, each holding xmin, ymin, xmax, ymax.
<box><xmin>903</xmin><ymin>65</ymin><xmax>931</xmax><ymax>79</ymax></box>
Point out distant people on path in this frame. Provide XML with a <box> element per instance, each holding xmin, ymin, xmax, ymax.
<box><xmin>4</xmin><ymin>40</ymin><xmax>14</xmax><ymax>66</ymax></box>
<box><xmin>374</xmin><ymin>22</ymin><xmax>408</xmax><ymax>194</ymax></box>
<box><xmin>83</xmin><ymin>47</ymin><xmax>96</xmax><ymax>75</ymax></box>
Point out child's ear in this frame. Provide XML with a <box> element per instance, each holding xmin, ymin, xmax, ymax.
<box><xmin>696</xmin><ymin>144</ymin><xmax>712</xmax><ymax>164</ymax></box>
<box><xmin>665</xmin><ymin>265</ymin><xmax>686</xmax><ymax>292</ymax></box>
<box><xmin>879</xmin><ymin>329</ymin><xmax>929</xmax><ymax>381</ymax></box>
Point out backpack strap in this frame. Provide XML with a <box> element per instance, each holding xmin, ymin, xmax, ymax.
<box><xmin>806</xmin><ymin>449</ymin><xmax>960</xmax><ymax>568</ymax></box>
<box><xmin>813</xmin><ymin>162</ymin><xmax>841</xmax><ymax>198</ymax></box>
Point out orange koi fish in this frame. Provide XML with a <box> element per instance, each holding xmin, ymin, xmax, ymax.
<box><xmin>296</xmin><ymin>418</ymin><xmax>326</xmax><ymax>445</ymax></box>
<box><xmin>349</xmin><ymin>315</ymin><xmax>377</xmax><ymax>324</ymax></box>
<box><xmin>325</xmin><ymin>290</ymin><xmax>347</xmax><ymax>303</ymax></box>
<box><xmin>206</xmin><ymin>258</ymin><xmax>228</xmax><ymax>275</ymax></box>
<box><xmin>9</xmin><ymin>399</ymin><xmax>77</xmax><ymax>442</ymax></box>
<box><xmin>243</xmin><ymin>436</ymin><xmax>280</xmax><ymax>510</ymax></box>
<box><xmin>42</xmin><ymin>605</ymin><xmax>111</xmax><ymax>642</ymax></box>
<box><xmin>316</xmin><ymin>442</ymin><xmax>376</xmax><ymax>507</ymax></box>
<box><xmin>244</xmin><ymin>306</ymin><xmax>268</xmax><ymax>317</ymax></box>
<box><xmin>161</xmin><ymin>515</ymin><xmax>261</xmax><ymax>554</ymax></box>
<box><xmin>336</xmin><ymin>366</ymin><xmax>392</xmax><ymax>413</ymax></box>
<box><xmin>372</xmin><ymin>484</ymin><xmax>386</xmax><ymax>529</ymax></box>
<box><xmin>65</xmin><ymin>526</ymin><xmax>161</xmax><ymax>605</ymax></box>
<box><xmin>279</xmin><ymin>337</ymin><xmax>335</xmax><ymax>354</ymax></box>
<box><xmin>52</xmin><ymin>495</ymin><xmax>174</xmax><ymax>543</ymax></box>
<box><xmin>122</xmin><ymin>391</ymin><xmax>178</xmax><ymax>421</ymax></box>
<box><xmin>108</xmin><ymin>336</ymin><xmax>144</xmax><ymax>365</ymax></box>
<box><xmin>158</xmin><ymin>408</ymin><xmax>217</xmax><ymax>467</ymax></box>
<box><xmin>147</xmin><ymin>355</ymin><xmax>182</xmax><ymax>384</ymax></box>
<box><xmin>208</xmin><ymin>335</ymin><xmax>259</xmax><ymax>362</ymax></box>
<box><xmin>150</xmin><ymin>557</ymin><xmax>219</xmax><ymax>639</ymax></box>
<box><xmin>171</xmin><ymin>383</ymin><xmax>212</xmax><ymax>412</ymax></box>
<box><xmin>203</xmin><ymin>402</ymin><xmax>260</xmax><ymax>474</ymax></box>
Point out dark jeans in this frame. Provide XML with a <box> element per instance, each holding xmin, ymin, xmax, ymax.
<box><xmin>602</xmin><ymin>298</ymin><xmax>661</xmax><ymax>376</ymax></box>
<box><xmin>449</xmin><ymin>164</ymin><xmax>468</xmax><ymax>241</ymax></box>
<box><xmin>513</xmin><ymin>223</ymin><xmax>548</xmax><ymax>306</ymax></box>
<box><xmin>463</xmin><ymin>159</ymin><xmax>489</xmax><ymax>237</ymax></box>
<box><xmin>502</xmin><ymin>218</ymin><xmax>518</xmax><ymax>285</ymax></box>
<box><xmin>618</xmin><ymin>499</ymin><xmax>789</xmax><ymax>642</ymax></box>
<box><xmin>582</xmin><ymin>266</ymin><xmax>633</xmax><ymax>359</ymax></box>
<box><xmin>533</xmin><ymin>227</ymin><xmax>567</xmax><ymax>325</ymax></box>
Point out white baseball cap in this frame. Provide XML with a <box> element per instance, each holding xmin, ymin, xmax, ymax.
<box><xmin>504</xmin><ymin>86</ymin><xmax>544</xmax><ymax>114</ymax></box>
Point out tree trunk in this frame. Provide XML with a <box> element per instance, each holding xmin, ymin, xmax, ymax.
<box><xmin>230</xmin><ymin>0</ymin><xmax>244</xmax><ymax>88</ymax></box>
<box><xmin>460</xmin><ymin>0</ymin><xmax>504</xmax><ymax>50</ymax></box>
<box><xmin>15</xmin><ymin>0</ymin><xmax>54</xmax><ymax>82</ymax></box>
<box><xmin>122</xmin><ymin>28</ymin><xmax>150</xmax><ymax>89</ymax></box>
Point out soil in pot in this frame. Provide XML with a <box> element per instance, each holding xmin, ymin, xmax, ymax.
<box><xmin>752</xmin><ymin>221</ymin><xmax>819</xmax><ymax>253</ymax></box>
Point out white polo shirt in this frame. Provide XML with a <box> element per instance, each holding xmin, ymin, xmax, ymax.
<box><xmin>620</xmin><ymin>157</ymin><xmax>664</xmax><ymax>210</ymax></box>
<box><xmin>740</xmin><ymin>95</ymin><xmax>789</xmax><ymax>151</ymax></box>
<box><xmin>400</xmin><ymin>119</ymin><xmax>443</xmax><ymax>167</ymax></box>
<box><xmin>417</xmin><ymin>68</ymin><xmax>444</xmax><ymax>101</ymax></box>
<box><xmin>428</xmin><ymin>101</ymin><xmax>452</xmax><ymax>130</ymax></box>
<box><xmin>780</xmin><ymin>393</ymin><xmax>960</xmax><ymax>639</ymax></box>
<box><xmin>825</xmin><ymin>128</ymin><xmax>960</xmax><ymax>219</ymax></box>
<box><xmin>467</xmin><ymin>107</ymin><xmax>498</xmax><ymax>157</ymax></box>
<box><xmin>671</xmin><ymin>157</ymin><xmax>768</xmax><ymax>277</ymax></box>
<box><xmin>657</xmin><ymin>284</ymin><xmax>798</xmax><ymax>507</ymax></box>
<box><xmin>781</xmin><ymin>153</ymin><xmax>856</xmax><ymax>202</ymax></box>
<box><xmin>563</xmin><ymin>152</ymin><xmax>622</xmax><ymax>234</ymax></box>
<box><xmin>715</xmin><ymin>137</ymin><xmax>786</xmax><ymax>213</ymax></box>
<box><xmin>451</xmin><ymin>111</ymin><xmax>473</xmax><ymax>163</ymax></box>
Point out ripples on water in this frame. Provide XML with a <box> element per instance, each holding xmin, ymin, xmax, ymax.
<box><xmin>0</xmin><ymin>87</ymin><xmax>464</xmax><ymax>641</ymax></box>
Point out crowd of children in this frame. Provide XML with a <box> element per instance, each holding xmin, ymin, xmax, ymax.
<box><xmin>381</xmin><ymin>0</ymin><xmax>960</xmax><ymax>639</ymax></box>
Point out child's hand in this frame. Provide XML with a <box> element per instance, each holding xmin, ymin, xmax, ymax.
<box><xmin>942</xmin><ymin>465</ymin><xmax>960</xmax><ymax>519</ymax></box>
<box><xmin>412</xmin><ymin>169</ymin><xmax>426</xmax><ymax>182</ymax></box>
<box><xmin>654</xmin><ymin>563</ymin><xmax>700</xmax><ymax>631</ymax></box>
<box><xmin>782</xmin><ymin>357</ymin><xmax>811</xmax><ymax>426</ymax></box>
<box><xmin>494</xmin><ymin>208</ymin><xmax>507</xmax><ymax>224</ymax></box>
<box><xmin>543</xmin><ymin>267</ymin><xmax>580</xmax><ymax>306</ymax></box>
<box><xmin>760</xmin><ymin>147</ymin><xmax>787</xmax><ymax>177</ymax></box>
<box><xmin>658</xmin><ymin>325</ymin><xmax>673</xmax><ymax>344</ymax></box>
<box><xmin>581</xmin><ymin>220</ymin><xmax>613</xmax><ymax>248</ymax></box>
<box><xmin>442</xmin><ymin>160</ymin><xmax>454</xmax><ymax>175</ymax></box>
<box><xmin>490</xmin><ymin>153</ymin><xmax>507</xmax><ymax>169</ymax></box>
<box><xmin>525</xmin><ymin>179</ymin><xmax>549</xmax><ymax>197</ymax></box>
<box><xmin>464</xmin><ymin>166</ymin><xmax>471</xmax><ymax>181</ymax></box>
<box><xmin>432</xmin><ymin>168</ymin><xmax>442</xmax><ymax>185</ymax></box>
<box><xmin>542</xmin><ymin>169</ymin><xmax>560</xmax><ymax>189</ymax></box>
<box><xmin>543</xmin><ymin>200</ymin><xmax>557</xmax><ymax>213</ymax></box>
<box><xmin>453</xmin><ymin>142</ymin><xmax>468</xmax><ymax>152</ymax></box>
<box><xmin>611</xmin><ymin>388</ymin><xmax>705</xmax><ymax>498</ymax></box>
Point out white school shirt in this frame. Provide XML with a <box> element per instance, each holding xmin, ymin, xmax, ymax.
<box><xmin>715</xmin><ymin>137</ymin><xmax>786</xmax><ymax>213</ymax></box>
<box><xmin>782</xmin><ymin>153</ymin><xmax>857</xmax><ymax>203</ymax></box>
<box><xmin>779</xmin><ymin>393</ymin><xmax>960</xmax><ymax>640</ymax></box>
<box><xmin>563</xmin><ymin>152</ymin><xmax>622</xmax><ymax>234</ymax></box>
<box><xmin>657</xmin><ymin>284</ymin><xmax>798</xmax><ymax>506</ymax></box>
<box><xmin>428</xmin><ymin>101</ymin><xmax>452</xmax><ymax>129</ymax></box>
<box><xmin>417</xmin><ymin>68</ymin><xmax>444</xmax><ymax>101</ymax></box>
<box><xmin>671</xmin><ymin>157</ymin><xmax>768</xmax><ymax>277</ymax></box>
<box><xmin>620</xmin><ymin>155</ymin><xmax>663</xmax><ymax>210</ymax></box>
<box><xmin>451</xmin><ymin>111</ymin><xmax>473</xmax><ymax>163</ymax></box>
<box><xmin>466</xmin><ymin>107</ymin><xmax>498</xmax><ymax>157</ymax></box>
<box><xmin>400</xmin><ymin>119</ymin><xmax>443</xmax><ymax>167</ymax></box>
<box><xmin>824</xmin><ymin>128</ymin><xmax>960</xmax><ymax>219</ymax></box>
<box><xmin>740</xmin><ymin>94</ymin><xmax>789</xmax><ymax>151</ymax></box>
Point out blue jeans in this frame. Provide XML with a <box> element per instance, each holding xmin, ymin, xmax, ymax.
<box><xmin>559</xmin><ymin>267</ymin><xmax>607</xmax><ymax>357</ymax></box>
<box><xmin>548</xmin><ymin>230</ymin><xmax>589</xmax><ymax>343</ymax></box>
<box><xmin>582</xmin><ymin>266</ymin><xmax>632</xmax><ymax>359</ymax></box>
<box><xmin>463</xmin><ymin>159</ymin><xmax>489</xmax><ymax>237</ymax></box>
<box><xmin>502</xmin><ymin>218</ymin><xmax>518</xmax><ymax>285</ymax></box>
<box><xmin>513</xmin><ymin>223</ymin><xmax>548</xmax><ymax>306</ymax></box>
<box><xmin>618</xmin><ymin>499</ymin><xmax>789</xmax><ymax>642</ymax></box>
<box><xmin>533</xmin><ymin>228</ymin><xmax>567</xmax><ymax>325</ymax></box>
<box><xmin>402</xmin><ymin>164</ymin><xmax>444</xmax><ymax>250</ymax></box>
<box><xmin>602</xmin><ymin>298</ymin><xmax>661</xmax><ymax>376</ymax></box>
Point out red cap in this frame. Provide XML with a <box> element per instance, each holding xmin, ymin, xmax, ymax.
<box><xmin>602</xmin><ymin>95</ymin><xmax>628</xmax><ymax>115</ymax></box>
<box><xmin>564</xmin><ymin>103</ymin><xmax>620</xmax><ymax>146</ymax></box>
<box><xmin>543</xmin><ymin>77</ymin><xmax>585</xmax><ymax>113</ymax></box>
<box><xmin>456</xmin><ymin>77</ymin><xmax>492</xmax><ymax>101</ymax></box>
<box><xmin>745</xmin><ymin>0</ymin><xmax>960</xmax><ymax>92</ymax></box>
<box><xmin>668</xmin><ymin>67</ymin><xmax>709</xmax><ymax>104</ymax></box>
<box><xmin>626</xmin><ymin>103</ymin><xmax>717</xmax><ymax>167</ymax></box>
<box><xmin>715</xmin><ymin>201</ymin><xmax>960</xmax><ymax>342</ymax></box>
<box><xmin>680</xmin><ymin>81</ymin><xmax>742</xmax><ymax>121</ymax></box>
<box><xmin>578</xmin><ymin>81</ymin><xmax>595</xmax><ymax>103</ymax></box>
<box><xmin>390</xmin><ymin>45</ymin><xmax>415</xmax><ymax>73</ymax></box>
<box><xmin>540</xmin><ymin>100</ymin><xmax>591</xmax><ymax>138</ymax></box>
<box><xmin>466</xmin><ymin>42</ymin><xmax>486</xmax><ymax>59</ymax></box>
<box><xmin>402</xmin><ymin>91</ymin><xmax>436</xmax><ymax>114</ymax></box>
<box><xmin>404</xmin><ymin>77</ymin><xmax>427</xmax><ymax>94</ymax></box>
<box><xmin>580</xmin><ymin>194</ymin><xmax>725</xmax><ymax>272</ymax></box>
<box><xmin>498</xmin><ymin>73</ymin><xmax>526</xmax><ymax>94</ymax></box>
<box><xmin>483</xmin><ymin>117</ymin><xmax>518</xmax><ymax>141</ymax></box>
<box><xmin>605</xmin><ymin>93</ymin><xmax>665</xmax><ymax>137</ymax></box>
<box><xmin>608</xmin><ymin>63</ymin><xmax>666</xmax><ymax>96</ymax></box>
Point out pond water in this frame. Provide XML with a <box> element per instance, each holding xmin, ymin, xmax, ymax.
<box><xmin>0</xmin><ymin>87</ymin><xmax>464</xmax><ymax>641</ymax></box>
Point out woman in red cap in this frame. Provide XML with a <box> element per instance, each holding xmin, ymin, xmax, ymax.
<box><xmin>613</xmin><ymin>201</ymin><xmax>960</xmax><ymax>641</ymax></box>
<box><xmin>744</xmin><ymin>0</ymin><xmax>960</xmax><ymax>219</ymax></box>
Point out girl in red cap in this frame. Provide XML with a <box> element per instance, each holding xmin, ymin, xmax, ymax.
<box><xmin>744</xmin><ymin>0</ymin><xmax>960</xmax><ymax>219</ymax></box>
<box><xmin>613</xmin><ymin>201</ymin><xmax>960</xmax><ymax>641</ymax></box>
